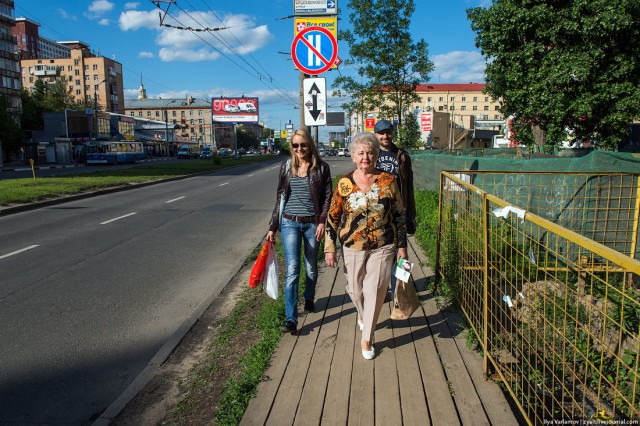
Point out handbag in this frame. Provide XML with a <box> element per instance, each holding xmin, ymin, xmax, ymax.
<box><xmin>390</xmin><ymin>276</ymin><xmax>421</xmax><ymax>320</ymax></box>
<box><xmin>264</xmin><ymin>241</ymin><xmax>278</xmax><ymax>299</ymax></box>
<box><xmin>248</xmin><ymin>241</ymin><xmax>270</xmax><ymax>288</ymax></box>
<box><xmin>278</xmin><ymin>160</ymin><xmax>291</xmax><ymax>230</ymax></box>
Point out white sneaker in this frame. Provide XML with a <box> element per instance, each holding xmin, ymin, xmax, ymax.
<box><xmin>357</xmin><ymin>319</ymin><xmax>364</xmax><ymax>331</ymax></box>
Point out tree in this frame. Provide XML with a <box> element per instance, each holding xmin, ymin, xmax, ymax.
<box><xmin>0</xmin><ymin>95</ymin><xmax>25</xmax><ymax>162</ymax></box>
<box><xmin>333</xmin><ymin>0</ymin><xmax>434</xmax><ymax>128</ymax></box>
<box><xmin>468</xmin><ymin>0</ymin><xmax>640</xmax><ymax>148</ymax></box>
<box><xmin>21</xmin><ymin>78</ymin><xmax>79</xmax><ymax>131</ymax></box>
<box><xmin>396</xmin><ymin>112</ymin><xmax>422</xmax><ymax>149</ymax></box>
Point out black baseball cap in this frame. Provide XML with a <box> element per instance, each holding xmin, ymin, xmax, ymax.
<box><xmin>374</xmin><ymin>119</ymin><xmax>393</xmax><ymax>133</ymax></box>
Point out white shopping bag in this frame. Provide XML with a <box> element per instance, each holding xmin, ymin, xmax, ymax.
<box><xmin>264</xmin><ymin>242</ymin><xmax>278</xmax><ymax>299</ymax></box>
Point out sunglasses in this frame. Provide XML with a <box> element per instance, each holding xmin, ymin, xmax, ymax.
<box><xmin>291</xmin><ymin>143</ymin><xmax>308</xmax><ymax>149</ymax></box>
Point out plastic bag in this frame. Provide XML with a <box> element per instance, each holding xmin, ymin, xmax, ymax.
<box><xmin>390</xmin><ymin>277</ymin><xmax>421</xmax><ymax>320</ymax></box>
<box><xmin>249</xmin><ymin>241</ymin><xmax>270</xmax><ymax>288</ymax></box>
<box><xmin>264</xmin><ymin>242</ymin><xmax>278</xmax><ymax>299</ymax></box>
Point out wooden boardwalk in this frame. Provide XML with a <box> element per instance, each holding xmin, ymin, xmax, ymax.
<box><xmin>241</xmin><ymin>237</ymin><xmax>519</xmax><ymax>425</ymax></box>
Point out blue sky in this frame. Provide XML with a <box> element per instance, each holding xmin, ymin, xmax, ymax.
<box><xmin>15</xmin><ymin>0</ymin><xmax>490</xmax><ymax>131</ymax></box>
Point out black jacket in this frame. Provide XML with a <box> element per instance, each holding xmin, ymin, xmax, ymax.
<box><xmin>377</xmin><ymin>143</ymin><xmax>416</xmax><ymax>234</ymax></box>
<box><xmin>269</xmin><ymin>160</ymin><xmax>332</xmax><ymax>232</ymax></box>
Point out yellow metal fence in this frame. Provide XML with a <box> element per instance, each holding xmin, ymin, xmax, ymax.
<box><xmin>436</xmin><ymin>171</ymin><xmax>640</xmax><ymax>424</ymax></box>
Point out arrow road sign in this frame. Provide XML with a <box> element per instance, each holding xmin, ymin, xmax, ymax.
<box><xmin>291</xmin><ymin>26</ymin><xmax>338</xmax><ymax>75</ymax></box>
<box><xmin>303</xmin><ymin>78</ymin><xmax>327</xmax><ymax>126</ymax></box>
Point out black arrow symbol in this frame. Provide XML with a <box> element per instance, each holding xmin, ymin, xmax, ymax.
<box><xmin>308</xmin><ymin>82</ymin><xmax>322</xmax><ymax>121</ymax></box>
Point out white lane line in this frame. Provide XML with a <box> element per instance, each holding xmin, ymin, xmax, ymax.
<box><xmin>166</xmin><ymin>196</ymin><xmax>186</xmax><ymax>203</ymax></box>
<box><xmin>219</xmin><ymin>182</ymin><xmax>229</xmax><ymax>186</ymax></box>
<box><xmin>0</xmin><ymin>244</ymin><xmax>39</xmax><ymax>260</ymax></box>
<box><xmin>248</xmin><ymin>174</ymin><xmax>254</xmax><ymax>177</ymax></box>
<box><xmin>100</xmin><ymin>212</ymin><xmax>137</xmax><ymax>225</ymax></box>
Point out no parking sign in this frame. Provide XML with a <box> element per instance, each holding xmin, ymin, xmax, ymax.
<box><xmin>291</xmin><ymin>26</ymin><xmax>338</xmax><ymax>75</ymax></box>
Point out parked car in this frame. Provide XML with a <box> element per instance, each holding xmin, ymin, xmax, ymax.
<box><xmin>177</xmin><ymin>145</ymin><xmax>199</xmax><ymax>159</ymax></box>
<box><xmin>319</xmin><ymin>147</ymin><xmax>326</xmax><ymax>157</ymax></box>
<box><xmin>326</xmin><ymin>148</ymin><xmax>336</xmax><ymax>156</ymax></box>
<box><xmin>338</xmin><ymin>148</ymin><xmax>350</xmax><ymax>157</ymax></box>
<box><xmin>218</xmin><ymin>148</ymin><xmax>233</xmax><ymax>158</ymax></box>
<box><xmin>199</xmin><ymin>145</ymin><xmax>214</xmax><ymax>159</ymax></box>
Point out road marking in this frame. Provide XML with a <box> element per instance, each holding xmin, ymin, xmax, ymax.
<box><xmin>101</xmin><ymin>212</ymin><xmax>137</xmax><ymax>225</ymax></box>
<box><xmin>0</xmin><ymin>244</ymin><xmax>39</xmax><ymax>260</ymax></box>
<box><xmin>248</xmin><ymin>174</ymin><xmax>254</xmax><ymax>177</ymax></box>
<box><xmin>166</xmin><ymin>196</ymin><xmax>186</xmax><ymax>203</ymax></box>
<box><xmin>219</xmin><ymin>182</ymin><xmax>229</xmax><ymax>186</ymax></box>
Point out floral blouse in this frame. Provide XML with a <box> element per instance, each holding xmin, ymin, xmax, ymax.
<box><xmin>325</xmin><ymin>170</ymin><xmax>406</xmax><ymax>252</ymax></box>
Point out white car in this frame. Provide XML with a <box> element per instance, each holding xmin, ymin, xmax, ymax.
<box><xmin>224</xmin><ymin>104</ymin><xmax>240</xmax><ymax>113</ymax></box>
<box><xmin>338</xmin><ymin>148</ymin><xmax>349</xmax><ymax>157</ymax></box>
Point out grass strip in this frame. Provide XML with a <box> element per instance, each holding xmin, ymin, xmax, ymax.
<box><xmin>0</xmin><ymin>156</ymin><xmax>278</xmax><ymax>206</ymax></box>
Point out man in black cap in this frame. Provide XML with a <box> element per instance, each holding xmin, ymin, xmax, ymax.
<box><xmin>374</xmin><ymin>119</ymin><xmax>416</xmax><ymax>298</ymax></box>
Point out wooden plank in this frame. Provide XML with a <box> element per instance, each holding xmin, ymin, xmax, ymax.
<box><xmin>374</xmin><ymin>303</ymin><xmax>402</xmax><ymax>425</ymax></box>
<box><xmin>447</xmin><ymin>309</ymin><xmax>519</xmax><ymax>426</ymax></box>
<box><xmin>392</xmin><ymin>313</ymin><xmax>431</xmax><ymax>425</ymax></box>
<box><xmin>294</xmin><ymin>266</ymin><xmax>344</xmax><ymax>425</ymax></box>
<box><xmin>348</xmin><ymin>329</ymin><xmax>375</xmax><ymax>426</ymax></box>
<box><xmin>322</xmin><ymin>271</ymin><xmax>356</xmax><ymax>425</ymax></box>
<box><xmin>265</xmin><ymin>267</ymin><xmax>336</xmax><ymax>426</ymax></box>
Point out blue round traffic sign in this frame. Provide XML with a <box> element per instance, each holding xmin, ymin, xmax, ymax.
<box><xmin>291</xmin><ymin>26</ymin><xmax>338</xmax><ymax>75</ymax></box>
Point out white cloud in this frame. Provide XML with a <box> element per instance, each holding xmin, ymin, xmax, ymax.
<box><xmin>124</xmin><ymin>2</ymin><xmax>140</xmax><ymax>9</ymax></box>
<box><xmin>57</xmin><ymin>8</ymin><xmax>77</xmax><ymax>20</ymax></box>
<box><xmin>138</xmin><ymin>51</ymin><xmax>154</xmax><ymax>59</ymax></box>
<box><xmin>98</xmin><ymin>18</ymin><xmax>110</xmax><ymax>26</ymax></box>
<box><xmin>89</xmin><ymin>0</ymin><xmax>114</xmax><ymax>14</ymax></box>
<box><xmin>431</xmin><ymin>51</ymin><xmax>486</xmax><ymax>83</ymax></box>
<box><xmin>119</xmin><ymin>10</ymin><xmax>162</xmax><ymax>30</ymax></box>
<box><xmin>119</xmin><ymin>9</ymin><xmax>274</xmax><ymax>62</ymax></box>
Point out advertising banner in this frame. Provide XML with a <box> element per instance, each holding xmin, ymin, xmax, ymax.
<box><xmin>212</xmin><ymin>97</ymin><xmax>259</xmax><ymax>123</ymax></box>
<box><xmin>420</xmin><ymin>112</ymin><xmax>432</xmax><ymax>131</ymax></box>
<box><xmin>365</xmin><ymin>117</ymin><xmax>376</xmax><ymax>132</ymax></box>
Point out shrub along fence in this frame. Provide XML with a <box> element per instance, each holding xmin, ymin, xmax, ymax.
<box><xmin>435</xmin><ymin>170</ymin><xmax>640</xmax><ymax>424</ymax></box>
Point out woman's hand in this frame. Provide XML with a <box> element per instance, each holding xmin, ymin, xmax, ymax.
<box><xmin>266</xmin><ymin>230</ymin><xmax>276</xmax><ymax>244</ymax></box>
<box><xmin>397</xmin><ymin>248</ymin><xmax>408</xmax><ymax>262</ymax></box>
<box><xmin>315</xmin><ymin>223</ymin><xmax>326</xmax><ymax>241</ymax></box>
<box><xmin>325</xmin><ymin>252</ymin><xmax>337</xmax><ymax>268</ymax></box>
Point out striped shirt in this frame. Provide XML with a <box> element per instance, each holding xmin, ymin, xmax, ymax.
<box><xmin>284</xmin><ymin>175</ymin><xmax>315</xmax><ymax>217</ymax></box>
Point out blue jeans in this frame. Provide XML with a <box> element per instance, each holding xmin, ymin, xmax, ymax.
<box><xmin>281</xmin><ymin>218</ymin><xmax>319</xmax><ymax>324</ymax></box>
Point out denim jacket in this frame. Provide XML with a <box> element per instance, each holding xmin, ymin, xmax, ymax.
<box><xmin>269</xmin><ymin>160</ymin><xmax>332</xmax><ymax>232</ymax></box>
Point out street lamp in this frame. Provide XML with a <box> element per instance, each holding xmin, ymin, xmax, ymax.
<box><xmin>164</xmin><ymin>100</ymin><xmax>176</xmax><ymax>157</ymax></box>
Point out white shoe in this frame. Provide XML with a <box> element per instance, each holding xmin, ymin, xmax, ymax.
<box><xmin>362</xmin><ymin>346</ymin><xmax>375</xmax><ymax>360</ymax></box>
<box><xmin>357</xmin><ymin>319</ymin><xmax>364</xmax><ymax>331</ymax></box>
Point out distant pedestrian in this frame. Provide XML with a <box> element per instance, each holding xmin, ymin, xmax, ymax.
<box><xmin>325</xmin><ymin>132</ymin><xmax>407</xmax><ymax>360</ymax></box>
<box><xmin>266</xmin><ymin>129</ymin><xmax>332</xmax><ymax>335</ymax></box>
<box><xmin>374</xmin><ymin>119</ymin><xmax>416</xmax><ymax>298</ymax></box>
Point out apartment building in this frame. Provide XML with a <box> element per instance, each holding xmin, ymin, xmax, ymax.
<box><xmin>0</xmin><ymin>0</ymin><xmax>21</xmax><ymax>115</ymax></box>
<box><xmin>125</xmin><ymin>91</ymin><xmax>216</xmax><ymax>147</ymax></box>
<box><xmin>13</xmin><ymin>17</ymin><xmax>71</xmax><ymax>60</ymax></box>
<box><xmin>20</xmin><ymin>44</ymin><xmax>125</xmax><ymax>114</ymax></box>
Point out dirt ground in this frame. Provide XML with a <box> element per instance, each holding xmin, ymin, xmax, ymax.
<box><xmin>112</xmin><ymin>265</ymin><xmax>254</xmax><ymax>425</ymax></box>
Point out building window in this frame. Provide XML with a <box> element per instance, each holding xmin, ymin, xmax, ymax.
<box><xmin>438</xmin><ymin>106</ymin><xmax>444</xmax><ymax>111</ymax></box>
<box><xmin>189</xmin><ymin>110</ymin><xmax>193</xmax><ymax>116</ymax></box>
<box><xmin>198</xmin><ymin>119</ymin><xmax>203</xmax><ymax>124</ymax></box>
<box><xmin>69</xmin><ymin>85</ymin><xmax>73</xmax><ymax>91</ymax></box>
<box><xmin>74</xmin><ymin>69</ymin><xmax>79</xmax><ymax>75</ymax></box>
<box><xmin>461</xmin><ymin>106</ymin><xmax>466</xmax><ymax>111</ymax></box>
<box><xmin>94</xmin><ymin>75</ymin><xmax>98</xmax><ymax>81</ymax></box>
<box><xmin>138</xmin><ymin>111</ymin><xmax>142</xmax><ymax>117</ymax></box>
<box><xmin>85</xmin><ymin>75</ymin><xmax>90</xmax><ymax>81</ymax></box>
<box><xmin>147</xmin><ymin>111</ymin><xmax>151</xmax><ymax>117</ymax></box>
<box><xmin>75</xmin><ymin>89</ymin><xmax>81</xmax><ymax>95</ymax></box>
<box><xmin>75</xmin><ymin>79</ymin><xmax>80</xmax><ymax>85</ymax></box>
<box><xmin>93</xmin><ymin>64</ymin><xmax>98</xmax><ymax>70</ymax></box>
<box><xmin>84</xmin><ymin>65</ymin><xmax>89</xmax><ymax>70</ymax></box>
<box><xmin>450</xmin><ymin>106</ymin><xmax>455</xmax><ymax>111</ymax></box>
<box><xmin>180</xmin><ymin>111</ymin><xmax>185</xmax><ymax>117</ymax></box>
<box><xmin>427</xmin><ymin>97</ymin><xmax>432</xmax><ymax>102</ymax></box>
<box><xmin>495</xmin><ymin>114</ymin><xmax>501</xmax><ymax>119</ymax></box>
<box><xmin>155</xmin><ymin>111</ymin><xmax>160</xmax><ymax>117</ymax></box>
<box><xmin>198</xmin><ymin>110</ymin><xmax>202</xmax><ymax>116</ymax></box>
<box><xmin>172</xmin><ymin>111</ymin><xmax>176</xmax><ymax>117</ymax></box>
<box><xmin>473</xmin><ymin>96</ymin><xmax>478</xmax><ymax>102</ymax></box>
<box><xmin>484</xmin><ymin>106</ymin><xmax>489</xmax><ymax>111</ymax></box>
<box><xmin>450</xmin><ymin>97</ymin><xmax>455</xmax><ymax>102</ymax></box>
<box><xmin>438</xmin><ymin>96</ymin><xmax>444</xmax><ymax>102</ymax></box>
<box><xmin>473</xmin><ymin>106</ymin><xmax>478</xmax><ymax>111</ymax></box>
<box><xmin>485</xmin><ymin>97</ymin><xmax>489</xmax><ymax>102</ymax></box>
<box><xmin>130</xmin><ymin>112</ymin><xmax>134</xmax><ymax>116</ymax></box>
<box><xmin>495</xmin><ymin>106</ymin><xmax>500</xmax><ymax>110</ymax></box>
<box><xmin>74</xmin><ymin>59</ymin><xmax>79</xmax><ymax>66</ymax></box>
<box><xmin>461</xmin><ymin>96</ymin><xmax>466</xmax><ymax>102</ymax></box>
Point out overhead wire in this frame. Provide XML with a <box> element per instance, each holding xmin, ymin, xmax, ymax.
<box><xmin>152</xmin><ymin>0</ymin><xmax>299</xmax><ymax>107</ymax></box>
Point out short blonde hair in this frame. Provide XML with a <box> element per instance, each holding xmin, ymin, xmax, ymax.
<box><xmin>349</xmin><ymin>132</ymin><xmax>380</xmax><ymax>157</ymax></box>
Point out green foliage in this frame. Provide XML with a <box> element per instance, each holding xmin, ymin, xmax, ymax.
<box><xmin>236</xmin><ymin>125</ymin><xmax>260</xmax><ymax>148</ymax></box>
<box><xmin>467</xmin><ymin>0</ymin><xmax>640</xmax><ymax>148</ymax></box>
<box><xmin>0</xmin><ymin>95</ymin><xmax>24</xmax><ymax>161</ymax></box>
<box><xmin>334</xmin><ymin>0</ymin><xmax>434</xmax><ymax>127</ymax></box>
<box><xmin>396</xmin><ymin>112</ymin><xmax>422</xmax><ymax>149</ymax></box>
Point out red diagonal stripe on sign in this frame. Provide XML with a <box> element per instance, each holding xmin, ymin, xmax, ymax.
<box><xmin>299</xmin><ymin>34</ymin><xmax>329</xmax><ymax>66</ymax></box>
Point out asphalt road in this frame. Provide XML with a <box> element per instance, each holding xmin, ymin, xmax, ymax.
<box><xmin>0</xmin><ymin>156</ymin><xmax>354</xmax><ymax>425</ymax></box>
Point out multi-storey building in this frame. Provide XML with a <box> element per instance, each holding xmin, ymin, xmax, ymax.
<box><xmin>20</xmin><ymin>43</ymin><xmax>124</xmax><ymax>114</ymax></box>
<box><xmin>13</xmin><ymin>17</ymin><xmax>70</xmax><ymax>60</ymax></box>
<box><xmin>0</xmin><ymin>0</ymin><xmax>21</xmax><ymax>116</ymax></box>
<box><xmin>125</xmin><ymin>83</ymin><xmax>215</xmax><ymax>147</ymax></box>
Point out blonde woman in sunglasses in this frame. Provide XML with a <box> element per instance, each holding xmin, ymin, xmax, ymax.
<box><xmin>267</xmin><ymin>129</ymin><xmax>332</xmax><ymax>334</ymax></box>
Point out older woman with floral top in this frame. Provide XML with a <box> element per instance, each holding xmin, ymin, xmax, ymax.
<box><xmin>325</xmin><ymin>132</ymin><xmax>407</xmax><ymax>360</ymax></box>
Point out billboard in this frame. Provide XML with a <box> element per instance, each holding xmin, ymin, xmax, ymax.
<box><xmin>212</xmin><ymin>97</ymin><xmax>259</xmax><ymax>123</ymax></box>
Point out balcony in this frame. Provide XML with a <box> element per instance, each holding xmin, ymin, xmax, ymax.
<box><xmin>32</xmin><ymin>65</ymin><xmax>59</xmax><ymax>76</ymax></box>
